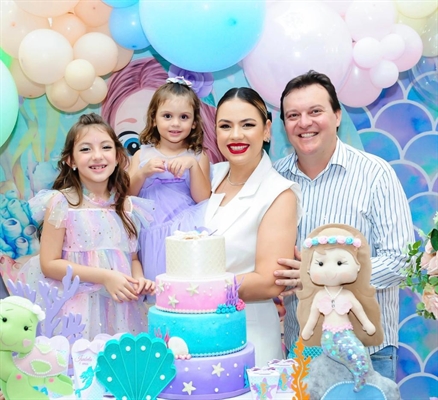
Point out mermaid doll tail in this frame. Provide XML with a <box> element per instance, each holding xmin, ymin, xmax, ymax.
<box><xmin>321</xmin><ymin>323</ymin><xmax>370</xmax><ymax>392</ymax></box>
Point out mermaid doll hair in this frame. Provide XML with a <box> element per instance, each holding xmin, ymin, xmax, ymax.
<box><xmin>297</xmin><ymin>224</ymin><xmax>383</xmax><ymax>347</ymax></box>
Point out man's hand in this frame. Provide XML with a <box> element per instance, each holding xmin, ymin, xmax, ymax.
<box><xmin>274</xmin><ymin>246</ymin><xmax>302</xmax><ymax>296</ymax></box>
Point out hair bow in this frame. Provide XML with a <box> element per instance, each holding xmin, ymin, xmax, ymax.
<box><xmin>166</xmin><ymin>76</ymin><xmax>193</xmax><ymax>87</ymax></box>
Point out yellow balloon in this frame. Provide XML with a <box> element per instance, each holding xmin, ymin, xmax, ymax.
<box><xmin>421</xmin><ymin>11</ymin><xmax>438</xmax><ymax>57</ymax></box>
<box><xmin>397</xmin><ymin>13</ymin><xmax>427</xmax><ymax>35</ymax></box>
<box><xmin>65</xmin><ymin>59</ymin><xmax>96</xmax><ymax>91</ymax></box>
<box><xmin>396</xmin><ymin>0</ymin><xmax>437</xmax><ymax>19</ymax></box>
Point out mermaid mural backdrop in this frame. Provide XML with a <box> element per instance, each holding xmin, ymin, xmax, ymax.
<box><xmin>0</xmin><ymin>1</ymin><xmax>437</xmax><ymax>398</ymax></box>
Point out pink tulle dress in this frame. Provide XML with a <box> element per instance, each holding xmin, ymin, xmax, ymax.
<box><xmin>19</xmin><ymin>189</ymin><xmax>154</xmax><ymax>340</ymax></box>
<box><xmin>137</xmin><ymin>145</ymin><xmax>208</xmax><ymax>300</ymax></box>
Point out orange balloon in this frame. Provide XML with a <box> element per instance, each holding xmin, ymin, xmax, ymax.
<box><xmin>114</xmin><ymin>45</ymin><xmax>134</xmax><ymax>72</ymax></box>
<box><xmin>9</xmin><ymin>59</ymin><xmax>45</xmax><ymax>98</ymax></box>
<box><xmin>80</xmin><ymin>76</ymin><xmax>108</xmax><ymax>104</ymax></box>
<box><xmin>51</xmin><ymin>13</ymin><xmax>87</xmax><ymax>46</ymax></box>
<box><xmin>0</xmin><ymin>0</ymin><xmax>50</xmax><ymax>58</ymax></box>
<box><xmin>57</xmin><ymin>96</ymin><xmax>89</xmax><ymax>113</ymax></box>
<box><xmin>15</xmin><ymin>0</ymin><xmax>79</xmax><ymax>18</ymax></box>
<box><xmin>46</xmin><ymin>78</ymin><xmax>80</xmax><ymax>109</ymax></box>
<box><xmin>74</xmin><ymin>0</ymin><xmax>112</xmax><ymax>27</ymax></box>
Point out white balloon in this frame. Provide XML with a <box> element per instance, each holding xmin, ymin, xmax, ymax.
<box><xmin>242</xmin><ymin>1</ymin><xmax>352</xmax><ymax>108</ymax></box>
<box><xmin>64</xmin><ymin>59</ymin><xmax>96</xmax><ymax>91</ymax></box>
<box><xmin>353</xmin><ymin>37</ymin><xmax>383</xmax><ymax>69</ymax></box>
<box><xmin>380</xmin><ymin>33</ymin><xmax>406</xmax><ymax>61</ymax></box>
<box><xmin>369</xmin><ymin>60</ymin><xmax>399</xmax><ymax>88</ymax></box>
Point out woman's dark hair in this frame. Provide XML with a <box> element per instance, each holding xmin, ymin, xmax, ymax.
<box><xmin>52</xmin><ymin>113</ymin><xmax>137</xmax><ymax>238</ymax></box>
<box><xmin>216</xmin><ymin>87</ymin><xmax>269</xmax><ymax>124</ymax></box>
<box><xmin>280</xmin><ymin>70</ymin><xmax>341</xmax><ymax>121</ymax></box>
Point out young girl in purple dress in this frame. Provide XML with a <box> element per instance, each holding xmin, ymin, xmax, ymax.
<box><xmin>19</xmin><ymin>113</ymin><xmax>155</xmax><ymax>340</ymax></box>
<box><xmin>128</xmin><ymin>77</ymin><xmax>211</xmax><ymax>295</ymax></box>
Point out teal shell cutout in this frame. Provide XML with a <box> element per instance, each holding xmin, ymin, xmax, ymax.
<box><xmin>95</xmin><ymin>333</ymin><xmax>176</xmax><ymax>400</ymax></box>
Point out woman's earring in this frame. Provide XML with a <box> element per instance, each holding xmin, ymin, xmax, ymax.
<box><xmin>73</xmin><ymin>166</ymin><xmax>77</xmax><ymax>171</ymax></box>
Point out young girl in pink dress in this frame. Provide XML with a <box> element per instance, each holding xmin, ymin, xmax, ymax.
<box><xmin>128</xmin><ymin>77</ymin><xmax>211</xmax><ymax>294</ymax></box>
<box><xmin>19</xmin><ymin>113</ymin><xmax>155</xmax><ymax>340</ymax></box>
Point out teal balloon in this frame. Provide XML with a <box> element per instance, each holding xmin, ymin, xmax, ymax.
<box><xmin>0</xmin><ymin>61</ymin><xmax>19</xmax><ymax>148</ymax></box>
<box><xmin>0</xmin><ymin>48</ymin><xmax>12</xmax><ymax>68</ymax></box>
<box><xmin>139</xmin><ymin>0</ymin><xmax>265</xmax><ymax>72</ymax></box>
<box><xmin>103</xmin><ymin>0</ymin><xmax>138</xmax><ymax>7</ymax></box>
<box><xmin>110</xmin><ymin>4</ymin><xmax>150</xmax><ymax>50</ymax></box>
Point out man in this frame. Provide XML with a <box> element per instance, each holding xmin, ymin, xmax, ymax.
<box><xmin>273</xmin><ymin>70</ymin><xmax>414</xmax><ymax>380</ymax></box>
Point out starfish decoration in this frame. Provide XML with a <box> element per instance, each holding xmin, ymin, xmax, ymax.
<box><xmin>182</xmin><ymin>381</ymin><xmax>196</xmax><ymax>395</ymax></box>
<box><xmin>211</xmin><ymin>362</ymin><xmax>225</xmax><ymax>377</ymax></box>
<box><xmin>168</xmin><ymin>295</ymin><xmax>179</xmax><ymax>308</ymax></box>
<box><xmin>186</xmin><ymin>283</ymin><xmax>199</xmax><ymax>296</ymax></box>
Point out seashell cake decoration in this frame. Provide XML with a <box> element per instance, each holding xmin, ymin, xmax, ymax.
<box><xmin>95</xmin><ymin>332</ymin><xmax>176</xmax><ymax>400</ymax></box>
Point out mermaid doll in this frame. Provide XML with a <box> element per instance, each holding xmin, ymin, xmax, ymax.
<box><xmin>297</xmin><ymin>224</ymin><xmax>383</xmax><ymax>392</ymax></box>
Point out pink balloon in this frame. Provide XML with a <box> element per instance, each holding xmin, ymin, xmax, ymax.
<box><xmin>9</xmin><ymin>59</ymin><xmax>45</xmax><ymax>98</ymax></box>
<box><xmin>338</xmin><ymin>64</ymin><xmax>382</xmax><ymax>107</ymax></box>
<box><xmin>369</xmin><ymin>60</ymin><xmax>399</xmax><ymax>88</ymax></box>
<box><xmin>392</xmin><ymin>24</ymin><xmax>423</xmax><ymax>72</ymax></box>
<box><xmin>0</xmin><ymin>0</ymin><xmax>50</xmax><ymax>58</ymax></box>
<box><xmin>113</xmin><ymin>45</ymin><xmax>134</xmax><ymax>72</ymax></box>
<box><xmin>242</xmin><ymin>1</ymin><xmax>352</xmax><ymax>108</ymax></box>
<box><xmin>353</xmin><ymin>37</ymin><xmax>383</xmax><ymax>68</ymax></box>
<box><xmin>73</xmin><ymin>33</ymin><xmax>118</xmax><ymax>76</ymax></box>
<box><xmin>381</xmin><ymin>33</ymin><xmax>406</xmax><ymax>61</ymax></box>
<box><xmin>15</xmin><ymin>0</ymin><xmax>79</xmax><ymax>18</ymax></box>
<box><xmin>322</xmin><ymin>0</ymin><xmax>352</xmax><ymax>16</ymax></box>
<box><xmin>345</xmin><ymin>1</ymin><xmax>397</xmax><ymax>41</ymax></box>
<box><xmin>74</xmin><ymin>0</ymin><xmax>112</xmax><ymax>27</ymax></box>
<box><xmin>19</xmin><ymin>29</ymin><xmax>73</xmax><ymax>85</ymax></box>
<box><xmin>51</xmin><ymin>13</ymin><xmax>87</xmax><ymax>46</ymax></box>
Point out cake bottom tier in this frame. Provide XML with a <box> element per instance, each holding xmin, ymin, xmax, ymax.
<box><xmin>160</xmin><ymin>343</ymin><xmax>255</xmax><ymax>400</ymax></box>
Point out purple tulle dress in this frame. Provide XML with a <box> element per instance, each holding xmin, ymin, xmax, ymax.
<box><xmin>137</xmin><ymin>145</ymin><xmax>207</xmax><ymax>300</ymax></box>
<box><xmin>18</xmin><ymin>189</ymin><xmax>154</xmax><ymax>340</ymax></box>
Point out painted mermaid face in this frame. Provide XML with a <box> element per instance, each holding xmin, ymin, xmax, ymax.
<box><xmin>309</xmin><ymin>248</ymin><xmax>360</xmax><ymax>286</ymax></box>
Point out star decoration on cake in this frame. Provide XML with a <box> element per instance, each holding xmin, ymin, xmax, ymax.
<box><xmin>182</xmin><ymin>381</ymin><xmax>196</xmax><ymax>395</ymax></box>
<box><xmin>212</xmin><ymin>362</ymin><xmax>225</xmax><ymax>377</ymax></box>
<box><xmin>168</xmin><ymin>295</ymin><xmax>179</xmax><ymax>308</ymax></box>
<box><xmin>186</xmin><ymin>283</ymin><xmax>199</xmax><ymax>296</ymax></box>
<box><xmin>156</xmin><ymin>281</ymin><xmax>165</xmax><ymax>295</ymax></box>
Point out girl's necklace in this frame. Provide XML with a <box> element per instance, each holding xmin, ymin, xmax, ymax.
<box><xmin>82</xmin><ymin>186</ymin><xmax>116</xmax><ymax>207</ymax></box>
<box><xmin>227</xmin><ymin>170</ymin><xmax>247</xmax><ymax>186</ymax></box>
<box><xmin>324</xmin><ymin>286</ymin><xmax>343</xmax><ymax>309</ymax></box>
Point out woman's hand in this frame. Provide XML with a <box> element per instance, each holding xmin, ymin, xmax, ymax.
<box><xmin>134</xmin><ymin>277</ymin><xmax>156</xmax><ymax>295</ymax></box>
<box><xmin>167</xmin><ymin>156</ymin><xmax>195</xmax><ymax>178</ymax></box>
<box><xmin>274</xmin><ymin>246</ymin><xmax>302</xmax><ymax>296</ymax></box>
<box><xmin>102</xmin><ymin>270</ymin><xmax>139</xmax><ymax>303</ymax></box>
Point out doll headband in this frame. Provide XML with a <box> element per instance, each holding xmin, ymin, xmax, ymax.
<box><xmin>303</xmin><ymin>235</ymin><xmax>362</xmax><ymax>249</ymax></box>
<box><xmin>166</xmin><ymin>76</ymin><xmax>192</xmax><ymax>87</ymax></box>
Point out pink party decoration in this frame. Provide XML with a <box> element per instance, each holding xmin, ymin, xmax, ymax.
<box><xmin>15</xmin><ymin>0</ymin><xmax>79</xmax><ymax>18</ymax></box>
<box><xmin>353</xmin><ymin>37</ymin><xmax>383</xmax><ymax>69</ymax></box>
<box><xmin>370</xmin><ymin>60</ymin><xmax>399</xmax><ymax>89</ymax></box>
<box><xmin>242</xmin><ymin>1</ymin><xmax>352</xmax><ymax>109</ymax></box>
<box><xmin>338</xmin><ymin>65</ymin><xmax>381</xmax><ymax>108</ymax></box>
<box><xmin>51</xmin><ymin>13</ymin><xmax>87</xmax><ymax>46</ymax></box>
<box><xmin>345</xmin><ymin>0</ymin><xmax>397</xmax><ymax>41</ymax></box>
<box><xmin>46</xmin><ymin>78</ymin><xmax>80</xmax><ymax>109</ymax></box>
<box><xmin>79</xmin><ymin>77</ymin><xmax>108</xmax><ymax>104</ymax></box>
<box><xmin>392</xmin><ymin>24</ymin><xmax>423</xmax><ymax>72</ymax></box>
<box><xmin>381</xmin><ymin>33</ymin><xmax>406</xmax><ymax>61</ymax></box>
<box><xmin>9</xmin><ymin>59</ymin><xmax>45</xmax><ymax>99</ymax></box>
<box><xmin>74</xmin><ymin>0</ymin><xmax>112</xmax><ymax>28</ymax></box>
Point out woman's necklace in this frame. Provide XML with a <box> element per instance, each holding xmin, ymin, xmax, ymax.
<box><xmin>227</xmin><ymin>170</ymin><xmax>247</xmax><ymax>186</ymax></box>
<box><xmin>324</xmin><ymin>286</ymin><xmax>343</xmax><ymax>309</ymax></box>
<box><xmin>82</xmin><ymin>186</ymin><xmax>116</xmax><ymax>207</ymax></box>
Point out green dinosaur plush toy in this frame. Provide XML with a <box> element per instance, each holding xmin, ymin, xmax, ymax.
<box><xmin>0</xmin><ymin>296</ymin><xmax>74</xmax><ymax>400</ymax></box>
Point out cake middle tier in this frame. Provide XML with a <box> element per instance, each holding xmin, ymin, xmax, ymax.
<box><xmin>155</xmin><ymin>272</ymin><xmax>237</xmax><ymax>313</ymax></box>
<box><xmin>148</xmin><ymin>306</ymin><xmax>247</xmax><ymax>357</ymax></box>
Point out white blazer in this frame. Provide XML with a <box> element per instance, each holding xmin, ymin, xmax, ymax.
<box><xmin>205</xmin><ymin>151</ymin><xmax>301</xmax><ymax>366</ymax></box>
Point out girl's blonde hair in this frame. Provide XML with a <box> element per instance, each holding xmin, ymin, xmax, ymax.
<box><xmin>297</xmin><ymin>224</ymin><xmax>384</xmax><ymax>346</ymax></box>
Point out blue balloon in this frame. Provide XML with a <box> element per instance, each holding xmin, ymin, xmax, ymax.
<box><xmin>102</xmin><ymin>0</ymin><xmax>138</xmax><ymax>8</ymax></box>
<box><xmin>138</xmin><ymin>0</ymin><xmax>266</xmax><ymax>72</ymax></box>
<box><xmin>109</xmin><ymin>4</ymin><xmax>150</xmax><ymax>50</ymax></box>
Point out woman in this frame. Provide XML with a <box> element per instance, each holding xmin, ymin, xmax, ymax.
<box><xmin>205</xmin><ymin>87</ymin><xmax>301</xmax><ymax>366</ymax></box>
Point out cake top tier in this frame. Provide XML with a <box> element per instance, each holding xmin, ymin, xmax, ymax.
<box><xmin>165</xmin><ymin>231</ymin><xmax>226</xmax><ymax>278</ymax></box>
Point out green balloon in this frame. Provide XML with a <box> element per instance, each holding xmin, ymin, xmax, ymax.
<box><xmin>0</xmin><ymin>61</ymin><xmax>19</xmax><ymax>148</ymax></box>
<box><xmin>0</xmin><ymin>48</ymin><xmax>12</xmax><ymax>68</ymax></box>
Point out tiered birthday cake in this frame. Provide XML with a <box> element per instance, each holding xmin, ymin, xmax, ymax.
<box><xmin>148</xmin><ymin>231</ymin><xmax>255</xmax><ymax>399</ymax></box>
